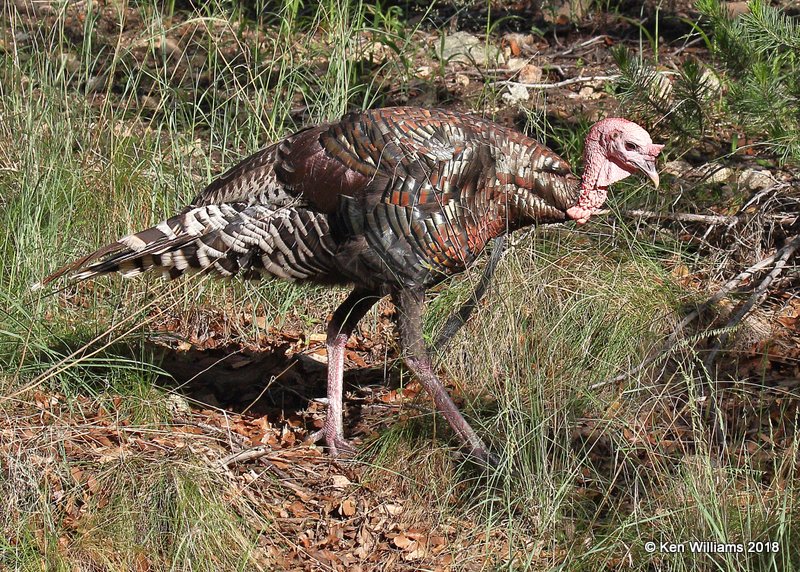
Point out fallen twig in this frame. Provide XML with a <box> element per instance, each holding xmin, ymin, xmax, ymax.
<box><xmin>594</xmin><ymin>208</ymin><xmax>798</xmax><ymax>227</ymax></box>
<box><xmin>559</xmin><ymin>35</ymin><xmax>611</xmax><ymax>56</ymax></box>
<box><xmin>671</xmin><ymin>36</ymin><xmax>705</xmax><ymax>56</ymax></box>
<box><xmin>495</xmin><ymin>74</ymin><xmax>619</xmax><ymax>89</ymax></box>
<box><xmin>220</xmin><ymin>445</ymin><xmax>274</xmax><ymax>467</ymax></box>
<box><xmin>458</xmin><ymin>63</ymin><xmax>567</xmax><ymax>80</ymax></box>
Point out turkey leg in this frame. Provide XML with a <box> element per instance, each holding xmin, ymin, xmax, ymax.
<box><xmin>310</xmin><ymin>288</ymin><xmax>378</xmax><ymax>456</ymax></box>
<box><xmin>392</xmin><ymin>287</ymin><xmax>495</xmax><ymax>465</ymax></box>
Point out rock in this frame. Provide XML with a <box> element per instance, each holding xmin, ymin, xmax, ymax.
<box><xmin>415</xmin><ymin>65</ymin><xmax>433</xmax><ymax>79</ymax></box>
<box><xmin>707</xmin><ymin>168</ymin><xmax>734</xmax><ymax>184</ymax></box>
<box><xmin>139</xmin><ymin>95</ymin><xmax>162</xmax><ymax>110</ymax></box>
<box><xmin>506</xmin><ymin>58</ymin><xmax>527</xmax><ymax>72</ymax></box>
<box><xmin>441</xmin><ymin>31</ymin><xmax>503</xmax><ymax>66</ymax></box>
<box><xmin>507</xmin><ymin>60</ymin><xmax>543</xmax><ymax>84</ymax></box>
<box><xmin>543</xmin><ymin>0</ymin><xmax>591</xmax><ymax>24</ymax></box>
<box><xmin>362</xmin><ymin>41</ymin><xmax>392</xmax><ymax>64</ymax></box>
<box><xmin>577</xmin><ymin>85</ymin><xmax>601</xmax><ymax>100</ymax></box>
<box><xmin>724</xmin><ymin>2</ymin><xmax>750</xmax><ymax>18</ymax></box>
<box><xmin>85</xmin><ymin>73</ymin><xmax>108</xmax><ymax>93</ymax></box>
<box><xmin>738</xmin><ymin>169</ymin><xmax>775</xmax><ymax>190</ymax></box>
<box><xmin>10</xmin><ymin>0</ymin><xmax>54</xmax><ymax>16</ymax></box>
<box><xmin>454</xmin><ymin>73</ymin><xmax>470</xmax><ymax>87</ymax></box>
<box><xmin>664</xmin><ymin>160</ymin><xmax>691</xmax><ymax>177</ymax></box>
<box><xmin>691</xmin><ymin>163</ymin><xmax>734</xmax><ymax>184</ymax></box>
<box><xmin>502</xmin><ymin>83</ymin><xmax>529</xmax><ymax>105</ymax></box>
<box><xmin>518</xmin><ymin>64</ymin><xmax>542</xmax><ymax>84</ymax></box>
<box><xmin>60</xmin><ymin>53</ymin><xmax>80</xmax><ymax>75</ymax></box>
<box><xmin>135</xmin><ymin>36</ymin><xmax>182</xmax><ymax>59</ymax></box>
<box><xmin>502</xmin><ymin>33</ymin><xmax>538</xmax><ymax>58</ymax></box>
<box><xmin>160</xmin><ymin>37</ymin><xmax>183</xmax><ymax>59</ymax></box>
<box><xmin>502</xmin><ymin>33</ymin><xmax>531</xmax><ymax>57</ymax></box>
<box><xmin>699</xmin><ymin>68</ymin><xmax>722</xmax><ymax>97</ymax></box>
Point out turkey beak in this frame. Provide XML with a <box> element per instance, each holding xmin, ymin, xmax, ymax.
<box><xmin>639</xmin><ymin>159</ymin><xmax>660</xmax><ymax>188</ymax></box>
<box><xmin>635</xmin><ymin>143</ymin><xmax>663</xmax><ymax>188</ymax></box>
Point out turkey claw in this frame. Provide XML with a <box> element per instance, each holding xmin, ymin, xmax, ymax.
<box><xmin>466</xmin><ymin>445</ymin><xmax>500</xmax><ymax>469</ymax></box>
<box><xmin>308</xmin><ymin>428</ymin><xmax>357</xmax><ymax>459</ymax></box>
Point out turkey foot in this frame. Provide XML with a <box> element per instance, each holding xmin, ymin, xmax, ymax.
<box><xmin>308</xmin><ymin>422</ymin><xmax>356</xmax><ymax>458</ymax></box>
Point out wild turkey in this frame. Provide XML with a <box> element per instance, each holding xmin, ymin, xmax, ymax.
<box><xmin>38</xmin><ymin>107</ymin><xmax>663</xmax><ymax>464</ymax></box>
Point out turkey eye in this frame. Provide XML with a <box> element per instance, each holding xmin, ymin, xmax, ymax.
<box><xmin>625</xmin><ymin>142</ymin><xmax>638</xmax><ymax>151</ymax></box>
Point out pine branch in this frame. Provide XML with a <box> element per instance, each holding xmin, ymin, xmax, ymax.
<box><xmin>698</xmin><ymin>0</ymin><xmax>800</xmax><ymax>163</ymax></box>
<box><xmin>742</xmin><ymin>0</ymin><xmax>800</xmax><ymax>53</ymax></box>
<box><xmin>612</xmin><ymin>47</ymin><xmax>715</xmax><ymax>144</ymax></box>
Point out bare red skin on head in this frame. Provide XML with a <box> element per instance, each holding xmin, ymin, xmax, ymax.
<box><xmin>566</xmin><ymin>118</ymin><xmax>662</xmax><ymax>224</ymax></box>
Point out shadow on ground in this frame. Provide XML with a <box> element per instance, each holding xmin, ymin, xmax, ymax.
<box><xmin>40</xmin><ymin>337</ymin><xmax>406</xmax><ymax>439</ymax></box>
<box><xmin>152</xmin><ymin>341</ymin><xmax>401</xmax><ymax>413</ymax></box>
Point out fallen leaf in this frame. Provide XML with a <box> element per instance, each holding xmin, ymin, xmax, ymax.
<box><xmin>383</xmin><ymin>503</ymin><xmax>403</xmax><ymax>516</ymax></box>
<box><xmin>340</xmin><ymin>498</ymin><xmax>356</xmax><ymax>517</ymax></box>
<box><xmin>331</xmin><ymin>475</ymin><xmax>352</xmax><ymax>489</ymax></box>
<box><xmin>346</xmin><ymin>350</ymin><xmax>367</xmax><ymax>367</ymax></box>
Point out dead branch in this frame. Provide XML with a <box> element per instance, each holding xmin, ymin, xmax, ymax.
<box><xmin>590</xmin><ymin>234</ymin><xmax>800</xmax><ymax>390</ymax></box>
<box><xmin>220</xmin><ymin>445</ymin><xmax>274</xmax><ymax>467</ymax></box>
<box><xmin>704</xmin><ymin>239</ymin><xmax>797</xmax><ymax>306</ymax></box>
<box><xmin>559</xmin><ymin>35</ymin><xmax>611</xmax><ymax>56</ymax></box>
<box><xmin>459</xmin><ymin>63</ymin><xmax>566</xmax><ymax>79</ymax></box>
<box><xmin>495</xmin><ymin>74</ymin><xmax>619</xmax><ymax>89</ymax></box>
<box><xmin>703</xmin><ymin>235</ymin><xmax>800</xmax><ymax>367</ymax></box>
<box><xmin>592</xmin><ymin>208</ymin><xmax>798</xmax><ymax>227</ymax></box>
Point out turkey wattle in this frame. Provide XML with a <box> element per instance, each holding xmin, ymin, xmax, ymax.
<box><xmin>38</xmin><ymin>107</ymin><xmax>663</xmax><ymax>464</ymax></box>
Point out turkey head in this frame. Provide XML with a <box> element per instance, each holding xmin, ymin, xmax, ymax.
<box><xmin>566</xmin><ymin>118</ymin><xmax>664</xmax><ymax>224</ymax></box>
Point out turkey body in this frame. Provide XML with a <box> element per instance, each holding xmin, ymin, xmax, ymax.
<box><xmin>71</xmin><ymin>107</ymin><xmax>581</xmax><ymax>292</ymax></box>
<box><xmin>41</xmin><ymin>106</ymin><xmax>620</xmax><ymax>465</ymax></box>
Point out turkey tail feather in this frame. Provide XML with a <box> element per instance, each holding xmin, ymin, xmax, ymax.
<box><xmin>32</xmin><ymin>242</ymin><xmax>126</xmax><ymax>290</ymax></box>
<box><xmin>32</xmin><ymin>203</ymin><xmax>337</xmax><ymax>290</ymax></box>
